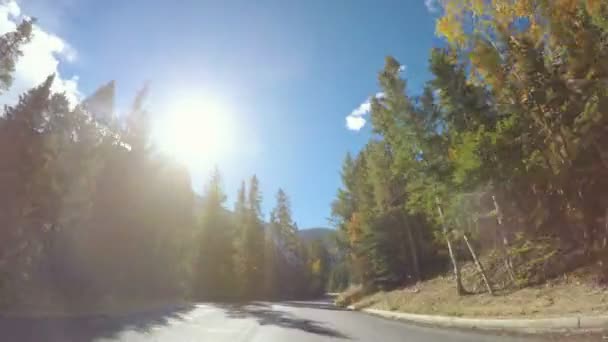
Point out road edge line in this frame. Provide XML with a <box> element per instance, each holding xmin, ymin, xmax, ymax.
<box><xmin>347</xmin><ymin>306</ymin><xmax>608</xmax><ymax>333</ymax></box>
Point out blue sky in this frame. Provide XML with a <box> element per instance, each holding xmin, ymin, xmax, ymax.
<box><xmin>15</xmin><ymin>0</ymin><xmax>442</xmax><ymax>228</ymax></box>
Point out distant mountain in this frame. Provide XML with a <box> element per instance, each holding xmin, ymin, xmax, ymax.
<box><xmin>298</xmin><ymin>227</ymin><xmax>336</xmax><ymax>245</ymax></box>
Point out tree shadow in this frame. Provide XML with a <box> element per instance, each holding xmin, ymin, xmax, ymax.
<box><xmin>0</xmin><ymin>300</ymin><xmax>351</xmax><ymax>341</ymax></box>
<box><xmin>0</xmin><ymin>303</ymin><xmax>196</xmax><ymax>342</ymax></box>
<box><xmin>219</xmin><ymin>302</ymin><xmax>350</xmax><ymax>339</ymax></box>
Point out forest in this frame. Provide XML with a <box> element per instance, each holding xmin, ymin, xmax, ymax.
<box><xmin>2</xmin><ymin>0</ymin><xmax>608</xmax><ymax>313</ymax></box>
<box><xmin>331</xmin><ymin>0</ymin><xmax>608</xmax><ymax>299</ymax></box>
<box><xmin>0</xmin><ymin>19</ymin><xmax>331</xmax><ymax>311</ymax></box>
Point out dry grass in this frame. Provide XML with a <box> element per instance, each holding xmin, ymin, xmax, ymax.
<box><xmin>335</xmin><ymin>284</ymin><xmax>366</xmax><ymax>307</ymax></box>
<box><xmin>352</xmin><ymin>264</ymin><xmax>608</xmax><ymax>318</ymax></box>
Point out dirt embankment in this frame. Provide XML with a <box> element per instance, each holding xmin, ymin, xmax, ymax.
<box><xmin>343</xmin><ymin>259</ymin><xmax>608</xmax><ymax>318</ymax></box>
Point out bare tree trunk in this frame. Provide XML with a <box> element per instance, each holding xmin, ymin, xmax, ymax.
<box><xmin>405</xmin><ymin>217</ymin><xmax>420</xmax><ymax>282</ymax></box>
<box><xmin>436</xmin><ymin>197</ymin><xmax>466</xmax><ymax>296</ymax></box>
<box><xmin>492</xmin><ymin>195</ymin><xmax>516</xmax><ymax>284</ymax></box>
<box><xmin>446</xmin><ymin>231</ymin><xmax>465</xmax><ymax>295</ymax></box>
<box><xmin>593</xmin><ymin>141</ymin><xmax>608</xmax><ymax>170</ymax></box>
<box><xmin>501</xmin><ymin>234</ymin><xmax>516</xmax><ymax>284</ymax></box>
<box><xmin>463</xmin><ymin>232</ymin><xmax>493</xmax><ymax>295</ymax></box>
<box><xmin>603</xmin><ymin>208</ymin><xmax>608</xmax><ymax>249</ymax></box>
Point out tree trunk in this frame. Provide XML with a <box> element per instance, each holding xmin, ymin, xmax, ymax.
<box><xmin>492</xmin><ymin>195</ymin><xmax>516</xmax><ymax>284</ymax></box>
<box><xmin>436</xmin><ymin>197</ymin><xmax>466</xmax><ymax>296</ymax></box>
<box><xmin>501</xmin><ymin>234</ymin><xmax>516</xmax><ymax>284</ymax></box>
<box><xmin>405</xmin><ymin>217</ymin><xmax>420</xmax><ymax>283</ymax></box>
<box><xmin>603</xmin><ymin>208</ymin><xmax>608</xmax><ymax>248</ymax></box>
<box><xmin>463</xmin><ymin>232</ymin><xmax>493</xmax><ymax>295</ymax></box>
<box><xmin>593</xmin><ymin>141</ymin><xmax>608</xmax><ymax>170</ymax></box>
<box><xmin>445</xmin><ymin>231</ymin><xmax>465</xmax><ymax>295</ymax></box>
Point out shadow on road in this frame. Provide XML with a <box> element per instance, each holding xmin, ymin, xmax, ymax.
<box><xmin>0</xmin><ymin>299</ymin><xmax>350</xmax><ymax>341</ymax></box>
<box><xmin>0</xmin><ymin>304</ymin><xmax>196</xmax><ymax>342</ymax></box>
<box><xmin>219</xmin><ymin>302</ymin><xmax>350</xmax><ymax>339</ymax></box>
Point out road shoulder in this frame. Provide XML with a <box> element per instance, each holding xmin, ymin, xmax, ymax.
<box><xmin>348</xmin><ymin>306</ymin><xmax>608</xmax><ymax>333</ymax></box>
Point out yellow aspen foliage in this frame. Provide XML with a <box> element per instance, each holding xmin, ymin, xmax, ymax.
<box><xmin>470</xmin><ymin>0</ymin><xmax>485</xmax><ymax>16</ymax></box>
<box><xmin>448</xmin><ymin>147</ymin><xmax>457</xmax><ymax>161</ymax></box>
<box><xmin>445</xmin><ymin>0</ymin><xmax>466</xmax><ymax>15</ymax></box>
<box><xmin>492</xmin><ymin>0</ymin><xmax>515</xmax><ymax>19</ymax></box>
<box><xmin>585</xmin><ymin>0</ymin><xmax>602</xmax><ymax>13</ymax></box>
<box><xmin>470</xmin><ymin>40</ymin><xmax>504</xmax><ymax>88</ymax></box>
<box><xmin>513</xmin><ymin>0</ymin><xmax>533</xmax><ymax>17</ymax></box>
<box><xmin>436</xmin><ymin>15</ymin><xmax>466</xmax><ymax>45</ymax></box>
<box><xmin>311</xmin><ymin>259</ymin><xmax>321</xmax><ymax>275</ymax></box>
<box><xmin>552</xmin><ymin>0</ymin><xmax>581</xmax><ymax>20</ymax></box>
<box><xmin>529</xmin><ymin>20</ymin><xmax>544</xmax><ymax>43</ymax></box>
<box><xmin>346</xmin><ymin>212</ymin><xmax>363</xmax><ymax>246</ymax></box>
<box><xmin>584</xmin><ymin>0</ymin><xmax>608</xmax><ymax>31</ymax></box>
<box><xmin>560</xmin><ymin>0</ymin><xmax>581</xmax><ymax>12</ymax></box>
<box><xmin>436</xmin><ymin>1</ymin><xmax>468</xmax><ymax>45</ymax></box>
<box><xmin>489</xmin><ymin>0</ymin><xmax>534</xmax><ymax>27</ymax></box>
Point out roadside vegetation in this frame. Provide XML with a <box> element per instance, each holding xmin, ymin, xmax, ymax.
<box><xmin>331</xmin><ymin>0</ymin><xmax>608</xmax><ymax>317</ymax></box>
<box><xmin>2</xmin><ymin>0</ymin><xmax>608</xmax><ymax>319</ymax></box>
<box><xmin>347</xmin><ymin>257</ymin><xmax>608</xmax><ymax>318</ymax></box>
<box><xmin>0</xmin><ymin>20</ymin><xmax>332</xmax><ymax>314</ymax></box>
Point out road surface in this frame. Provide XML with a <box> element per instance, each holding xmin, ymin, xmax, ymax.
<box><xmin>0</xmin><ymin>299</ymin><xmax>596</xmax><ymax>341</ymax></box>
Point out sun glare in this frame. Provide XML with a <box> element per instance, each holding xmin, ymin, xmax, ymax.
<box><xmin>153</xmin><ymin>96</ymin><xmax>236</xmax><ymax>170</ymax></box>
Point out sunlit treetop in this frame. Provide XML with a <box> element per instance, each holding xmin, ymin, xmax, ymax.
<box><xmin>435</xmin><ymin>0</ymin><xmax>608</xmax><ymax>87</ymax></box>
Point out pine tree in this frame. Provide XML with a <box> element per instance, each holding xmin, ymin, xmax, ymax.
<box><xmin>0</xmin><ymin>75</ymin><xmax>55</xmax><ymax>300</ymax></box>
<box><xmin>82</xmin><ymin>80</ymin><xmax>115</xmax><ymax>127</ymax></box>
<box><xmin>245</xmin><ymin>175</ymin><xmax>265</xmax><ymax>298</ymax></box>
<box><xmin>268</xmin><ymin>188</ymin><xmax>303</xmax><ymax>298</ymax></box>
<box><xmin>124</xmin><ymin>83</ymin><xmax>151</xmax><ymax>153</ymax></box>
<box><xmin>0</xmin><ymin>74</ymin><xmax>55</xmax><ymax>225</ymax></box>
<box><xmin>0</xmin><ymin>19</ymin><xmax>34</xmax><ymax>92</ymax></box>
<box><xmin>263</xmin><ymin>210</ymin><xmax>279</xmax><ymax>298</ymax></box>
<box><xmin>232</xmin><ymin>176</ymin><xmax>266</xmax><ymax>299</ymax></box>
<box><xmin>272</xmin><ymin>189</ymin><xmax>298</xmax><ymax>257</ymax></box>
<box><xmin>233</xmin><ymin>181</ymin><xmax>249</xmax><ymax>297</ymax></box>
<box><xmin>195</xmin><ymin>168</ymin><xmax>234</xmax><ymax>299</ymax></box>
<box><xmin>78</xmin><ymin>81</ymin><xmax>196</xmax><ymax>302</ymax></box>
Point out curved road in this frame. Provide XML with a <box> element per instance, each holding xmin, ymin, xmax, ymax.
<box><xmin>0</xmin><ymin>299</ymin><xmax>592</xmax><ymax>341</ymax></box>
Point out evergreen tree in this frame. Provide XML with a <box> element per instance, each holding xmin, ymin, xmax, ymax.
<box><xmin>245</xmin><ymin>175</ymin><xmax>265</xmax><ymax>297</ymax></box>
<box><xmin>272</xmin><ymin>189</ymin><xmax>298</xmax><ymax>260</ymax></box>
<box><xmin>195</xmin><ymin>168</ymin><xmax>234</xmax><ymax>300</ymax></box>
<box><xmin>263</xmin><ymin>210</ymin><xmax>279</xmax><ymax>298</ymax></box>
<box><xmin>0</xmin><ymin>75</ymin><xmax>57</xmax><ymax>301</ymax></box>
<box><xmin>0</xmin><ymin>19</ymin><xmax>34</xmax><ymax>92</ymax></box>
<box><xmin>82</xmin><ymin>80</ymin><xmax>115</xmax><ymax>127</ymax></box>
<box><xmin>233</xmin><ymin>176</ymin><xmax>265</xmax><ymax>299</ymax></box>
<box><xmin>268</xmin><ymin>188</ymin><xmax>305</xmax><ymax>298</ymax></box>
<box><xmin>233</xmin><ymin>181</ymin><xmax>249</xmax><ymax>297</ymax></box>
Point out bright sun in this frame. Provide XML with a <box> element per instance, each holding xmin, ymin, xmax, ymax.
<box><xmin>153</xmin><ymin>96</ymin><xmax>236</xmax><ymax>170</ymax></box>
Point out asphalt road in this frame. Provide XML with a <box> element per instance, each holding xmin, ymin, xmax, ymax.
<box><xmin>0</xmin><ymin>299</ymin><xmax>594</xmax><ymax>341</ymax></box>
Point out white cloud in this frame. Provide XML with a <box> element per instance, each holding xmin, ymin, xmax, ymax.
<box><xmin>16</xmin><ymin>0</ymin><xmax>78</xmax><ymax>34</ymax></box>
<box><xmin>0</xmin><ymin>1</ymin><xmax>18</xmax><ymax>34</ymax></box>
<box><xmin>3</xmin><ymin>0</ymin><xmax>20</xmax><ymax>17</ymax></box>
<box><xmin>345</xmin><ymin>92</ymin><xmax>385</xmax><ymax>131</ymax></box>
<box><xmin>424</xmin><ymin>0</ymin><xmax>441</xmax><ymax>13</ymax></box>
<box><xmin>346</xmin><ymin>115</ymin><xmax>366</xmax><ymax>131</ymax></box>
<box><xmin>0</xmin><ymin>1</ymin><xmax>80</xmax><ymax>107</ymax></box>
<box><xmin>399</xmin><ymin>64</ymin><xmax>407</xmax><ymax>73</ymax></box>
<box><xmin>350</xmin><ymin>99</ymin><xmax>371</xmax><ymax>117</ymax></box>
